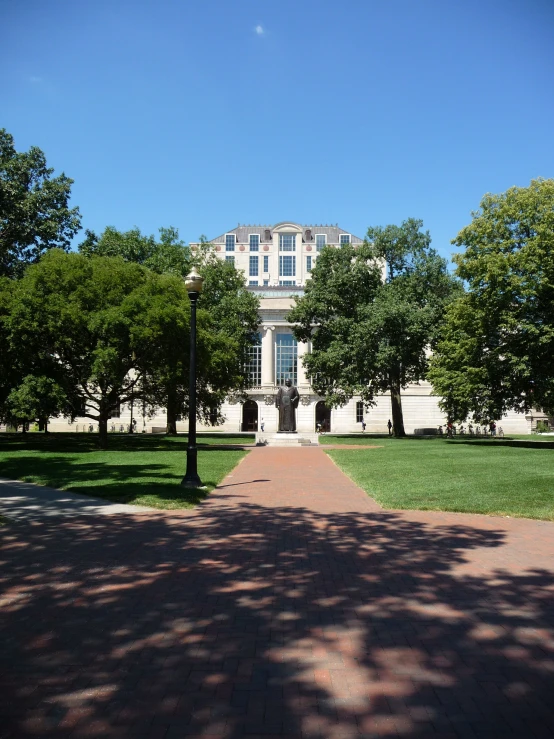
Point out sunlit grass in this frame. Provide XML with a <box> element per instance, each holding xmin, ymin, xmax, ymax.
<box><xmin>325</xmin><ymin>436</ymin><xmax>554</xmax><ymax>520</ymax></box>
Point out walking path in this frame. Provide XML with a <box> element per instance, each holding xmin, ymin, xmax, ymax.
<box><xmin>0</xmin><ymin>479</ymin><xmax>153</xmax><ymax>520</ymax></box>
<box><xmin>1</xmin><ymin>447</ymin><xmax>554</xmax><ymax>738</ymax></box>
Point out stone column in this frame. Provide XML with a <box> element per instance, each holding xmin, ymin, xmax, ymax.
<box><xmin>297</xmin><ymin>340</ymin><xmax>309</xmax><ymax>387</ymax></box>
<box><xmin>261</xmin><ymin>325</ymin><xmax>275</xmax><ymax>386</ymax></box>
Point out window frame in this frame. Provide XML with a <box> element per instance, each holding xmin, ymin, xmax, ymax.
<box><xmin>249</xmin><ymin>234</ymin><xmax>260</xmax><ymax>252</ymax></box>
<box><xmin>339</xmin><ymin>233</ymin><xmax>351</xmax><ymax>245</ymax></box>
<box><xmin>279</xmin><ymin>233</ymin><xmax>296</xmax><ymax>252</ymax></box>
<box><xmin>246</xmin><ymin>333</ymin><xmax>262</xmax><ymax>386</ymax></box>
<box><xmin>275</xmin><ymin>332</ymin><xmax>298</xmax><ymax>386</ymax></box>
<box><xmin>315</xmin><ymin>234</ymin><xmax>327</xmax><ymax>252</ymax></box>
<box><xmin>225</xmin><ymin>234</ymin><xmax>236</xmax><ymax>252</ymax></box>
<box><xmin>279</xmin><ymin>255</ymin><xmax>296</xmax><ymax>277</ymax></box>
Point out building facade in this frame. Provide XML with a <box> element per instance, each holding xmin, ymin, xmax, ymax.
<box><xmin>50</xmin><ymin>221</ymin><xmax>534</xmax><ymax>435</ymax></box>
<box><xmin>188</xmin><ymin>222</ymin><xmax>531</xmax><ymax>436</ymax></box>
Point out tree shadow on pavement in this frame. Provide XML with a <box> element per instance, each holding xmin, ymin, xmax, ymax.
<box><xmin>1</xmin><ymin>498</ymin><xmax>553</xmax><ymax>738</ymax></box>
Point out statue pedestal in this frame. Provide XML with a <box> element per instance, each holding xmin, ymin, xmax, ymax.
<box><xmin>255</xmin><ymin>432</ymin><xmax>319</xmax><ymax>447</ymax></box>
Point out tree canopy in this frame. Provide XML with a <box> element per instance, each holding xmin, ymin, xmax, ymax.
<box><xmin>0</xmin><ymin>276</ymin><xmax>25</xmax><ymax>422</ymax></box>
<box><xmin>289</xmin><ymin>219</ymin><xmax>461</xmax><ymax>436</ymax></box>
<box><xmin>0</xmin><ymin>250</ymin><xmax>252</xmax><ymax>447</ymax></box>
<box><xmin>429</xmin><ymin>178</ymin><xmax>554</xmax><ymax>422</ymax></box>
<box><xmin>78</xmin><ymin>225</ymin><xmax>189</xmax><ymax>276</ymax></box>
<box><xmin>5</xmin><ymin>375</ymin><xmax>69</xmax><ymax>432</ymax></box>
<box><xmin>0</xmin><ymin>129</ymin><xmax>81</xmax><ymax>277</ymax></box>
<box><xmin>77</xmin><ymin>227</ymin><xmax>260</xmax><ymax>433</ymax></box>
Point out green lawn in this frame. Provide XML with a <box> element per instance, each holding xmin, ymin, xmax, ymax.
<box><xmin>324</xmin><ymin>436</ymin><xmax>554</xmax><ymax>520</ymax></box>
<box><xmin>0</xmin><ymin>433</ymin><xmax>253</xmax><ymax>510</ymax></box>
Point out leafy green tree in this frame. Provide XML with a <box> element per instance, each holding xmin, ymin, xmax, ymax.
<box><xmin>2</xmin><ymin>250</ymin><xmax>202</xmax><ymax>447</ymax></box>
<box><xmin>79</xmin><ymin>225</ymin><xmax>192</xmax><ymax>432</ymax></box>
<box><xmin>2</xmin><ymin>248</ymin><xmax>259</xmax><ymax>445</ymax></box>
<box><xmin>196</xmin><ymin>241</ymin><xmax>260</xmax><ymax>380</ymax></box>
<box><xmin>0</xmin><ymin>129</ymin><xmax>81</xmax><ymax>277</ymax></box>
<box><xmin>78</xmin><ymin>225</ymin><xmax>189</xmax><ymax>276</ymax></box>
<box><xmin>0</xmin><ymin>277</ymin><xmax>18</xmax><ymax>418</ymax></box>
<box><xmin>0</xmin><ymin>275</ymin><xmax>77</xmax><ymax>430</ymax></box>
<box><xmin>79</xmin><ymin>228</ymin><xmax>260</xmax><ymax>434</ymax></box>
<box><xmin>144</xmin><ymin>241</ymin><xmax>259</xmax><ymax>434</ymax></box>
<box><xmin>429</xmin><ymin>178</ymin><xmax>554</xmax><ymax>422</ymax></box>
<box><xmin>289</xmin><ymin>219</ymin><xmax>461</xmax><ymax>436</ymax></box>
<box><xmin>6</xmin><ymin>375</ymin><xmax>68</xmax><ymax>432</ymax></box>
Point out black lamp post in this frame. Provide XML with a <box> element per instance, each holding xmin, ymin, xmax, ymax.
<box><xmin>181</xmin><ymin>267</ymin><xmax>204</xmax><ymax>488</ymax></box>
<box><xmin>129</xmin><ymin>351</ymin><xmax>136</xmax><ymax>433</ymax></box>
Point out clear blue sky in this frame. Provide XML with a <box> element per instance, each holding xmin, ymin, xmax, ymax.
<box><xmin>2</xmin><ymin>0</ymin><xmax>553</xmax><ymax>262</ymax></box>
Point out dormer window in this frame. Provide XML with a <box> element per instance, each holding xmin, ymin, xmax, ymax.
<box><xmin>249</xmin><ymin>234</ymin><xmax>260</xmax><ymax>251</ymax></box>
<box><xmin>339</xmin><ymin>234</ymin><xmax>351</xmax><ymax>245</ymax></box>
<box><xmin>264</xmin><ymin>229</ymin><xmax>271</xmax><ymax>241</ymax></box>
<box><xmin>225</xmin><ymin>234</ymin><xmax>236</xmax><ymax>251</ymax></box>
<box><xmin>316</xmin><ymin>234</ymin><xmax>326</xmax><ymax>252</ymax></box>
<box><xmin>279</xmin><ymin>234</ymin><xmax>296</xmax><ymax>251</ymax></box>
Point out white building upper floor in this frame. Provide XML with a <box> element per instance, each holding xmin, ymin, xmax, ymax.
<box><xmin>190</xmin><ymin>221</ymin><xmax>371</xmax><ymax>288</ymax></box>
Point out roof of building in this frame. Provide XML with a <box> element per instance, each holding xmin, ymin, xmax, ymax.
<box><xmin>208</xmin><ymin>223</ymin><xmax>364</xmax><ymax>245</ymax></box>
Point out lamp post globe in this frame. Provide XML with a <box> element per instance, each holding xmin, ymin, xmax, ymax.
<box><xmin>184</xmin><ymin>267</ymin><xmax>204</xmax><ymax>295</ymax></box>
<box><xmin>181</xmin><ymin>267</ymin><xmax>205</xmax><ymax>488</ymax></box>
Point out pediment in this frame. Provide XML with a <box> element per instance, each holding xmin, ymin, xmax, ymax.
<box><xmin>272</xmin><ymin>222</ymin><xmax>303</xmax><ymax>233</ymax></box>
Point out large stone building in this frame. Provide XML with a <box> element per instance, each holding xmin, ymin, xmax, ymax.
<box><xmin>188</xmin><ymin>222</ymin><xmax>531</xmax><ymax>436</ymax></box>
<box><xmin>54</xmin><ymin>221</ymin><xmax>533</xmax><ymax>436</ymax></box>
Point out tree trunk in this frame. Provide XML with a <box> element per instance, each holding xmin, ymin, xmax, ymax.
<box><xmin>39</xmin><ymin>417</ymin><xmax>49</xmax><ymax>433</ymax></box>
<box><xmin>98</xmin><ymin>416</ymin><xmax>108</xmax><ymax>449</ymax></box>
<box><xmin>166</xmin><ymin>384</ymin><xmax>178</xmax><ymax>436</ymax></box>
<box><xmin>390</xmin><ymin>380</ymin><xmax>406</xmax><ymax>437</ymax></box>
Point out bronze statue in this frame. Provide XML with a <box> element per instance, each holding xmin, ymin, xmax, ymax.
<box><xmin>276</xmin><ymin>379</ymin><xmax>300</xmax><ymax>432</ymax></box>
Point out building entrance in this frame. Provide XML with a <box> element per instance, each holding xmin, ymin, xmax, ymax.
<box><xmin>315</xmin><ymin>401</ymin><xmax>331</xmax><ymax>433</ymax></box>
<box><xmin>241</xmin><ymin>400</ymin><xmax>259</xmax><ymax>432</ymax></box>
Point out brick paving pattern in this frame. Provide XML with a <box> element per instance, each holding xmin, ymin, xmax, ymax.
<box><xmin>1</xmin><ymin>446</ymin><xmax>554</xmax><ymax>738</ymax></box>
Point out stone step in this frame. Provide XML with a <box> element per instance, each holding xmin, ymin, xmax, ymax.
<box><xmin>255</xmin><ymin>432</ymin><xmax>320</xmax><ymax>447</ymax></box>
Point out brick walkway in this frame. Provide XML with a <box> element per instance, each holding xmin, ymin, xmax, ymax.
<box><xmin>2</xmin><ymin>446</ymin><xmax>554</xmax><ymax>738</ymax></box>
